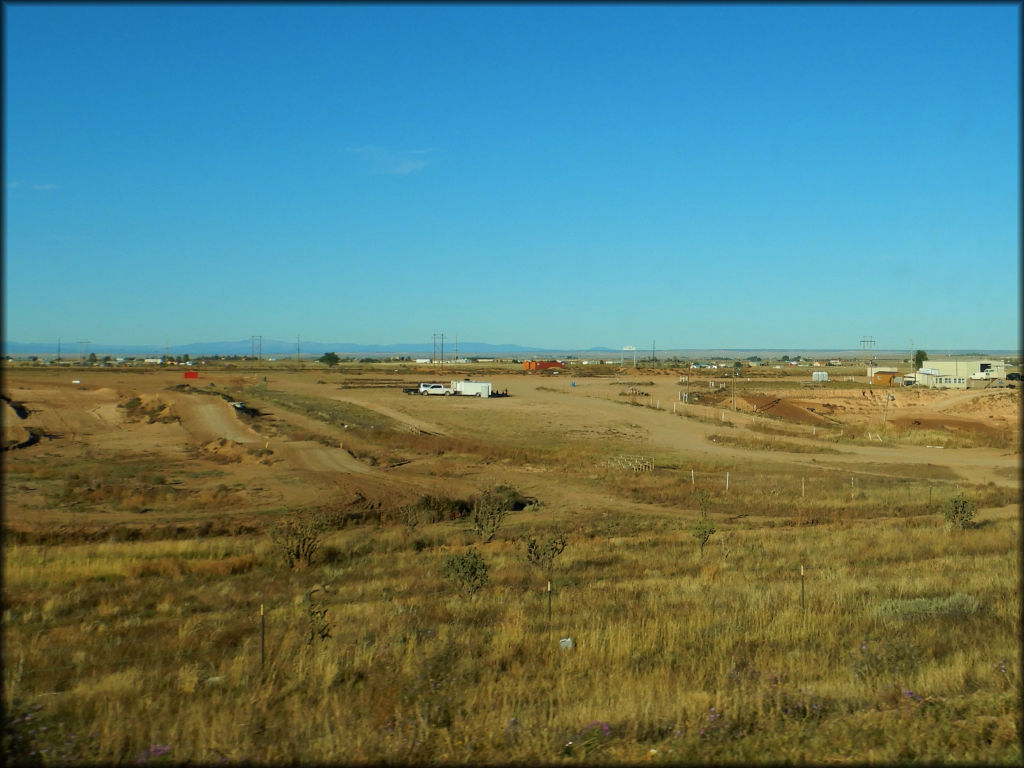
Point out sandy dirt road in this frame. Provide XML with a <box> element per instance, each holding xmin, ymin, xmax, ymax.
<box><xmin>3</xmin><ymin>367</ymin><xmax>1018</xmax><ymax>530</ymax></box>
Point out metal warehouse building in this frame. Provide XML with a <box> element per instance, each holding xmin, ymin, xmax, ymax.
<box><xmin>915</xmin><ymin>359</ymin><xmax>1006</xmax><ymax>389</ymax></box>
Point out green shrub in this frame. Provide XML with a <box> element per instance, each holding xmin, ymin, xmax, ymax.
<box><xmin>941</xmin><ymin>494</ymin><xmax>976</xmax><ymax>529</ymax></box>
<box><xmin>851</xmin><ymin>637</ymin><xmax>920</xmax><ymax>685</ymax></box>
<box><xmin>875</xmin><ymin>593</ymin><xmax>982</xmax><ymax>622</ymax></box>
<box><xmin>692</xmin><ymin>517</ymin><xmax>716</xmax><ymax>558</ymax></box>
<box><xmin>441</xmin><ymin>549</ymin><xmax>488</xmax><ymax>594</ymax></box>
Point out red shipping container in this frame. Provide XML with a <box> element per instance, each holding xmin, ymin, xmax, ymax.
<box><xmin>184</xmin><ymin>371</ymin><xmax>199</xmax><ymax>379</ymax></box>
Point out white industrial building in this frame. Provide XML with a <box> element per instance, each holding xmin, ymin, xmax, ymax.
<box><xmin>914</xmin><ymin>359</ymin><xmax>1007</xmax><ymax>389</ymax></box>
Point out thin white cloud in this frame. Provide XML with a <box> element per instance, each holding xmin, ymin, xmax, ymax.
<box><xmin>7</xmin><ymin>181</ymin><xmax>58</xmax><ymax>191</ymax></box>
<box><xmin>386</xmin><ymin>157</ymin><xmax>431</xmax><ymax>175</ymax></box>
<box><xmin>345</xmin><ymin>145</ymin><xmax>435</xmax><ymax>175</ymax></box>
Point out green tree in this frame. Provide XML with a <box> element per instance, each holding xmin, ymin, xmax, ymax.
<box><xmin>87</xmin><ymin>352</ymin><xmax>98</xmax><ymax>364</ymax></box>
<box><xmin>913</xmin><ymin>350</ymin><xmax>928</xmax><ymax>370</ymax></box>
<box><xmin>319</xmin><ymin>351</ymin><xmax>340</xmax><ymax>367</ymax></box>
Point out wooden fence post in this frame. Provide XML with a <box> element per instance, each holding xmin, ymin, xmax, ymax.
<box><xmin>547</xmin><ymin>581</ymin><xmax>552</xmax><ymax>642</ymax></box>
<box><xmin>800</xmin><ymin>565</ymin><xmax>805</xmax><ymax>611</ymax></box>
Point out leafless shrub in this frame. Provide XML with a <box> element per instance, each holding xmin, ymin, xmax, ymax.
<box><xmin>269</xmin><ymin>510</ymin><xmax>328</xmax><ymax>569</ymax></box>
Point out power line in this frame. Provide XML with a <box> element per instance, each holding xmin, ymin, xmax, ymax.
<box><xmin>432</xmin><ymin>332</ymin><xmax>446</xmax><ymax>371</ymax></box>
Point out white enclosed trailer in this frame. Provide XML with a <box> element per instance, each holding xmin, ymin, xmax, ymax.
<box><xmin>451</xmin><ymin>380</ymin><xmax>492</xmax><ymax>397</ymax></box>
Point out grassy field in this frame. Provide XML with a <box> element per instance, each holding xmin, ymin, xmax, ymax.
<box><xmin>2</xmin><ymin>365</ymin><xmax>1020</xmax><ymax>764</ymax></box>
<box><xmin>4</xmin><ymin>505</ymin><xmax>1018</xmax><ymax>764</ymax></box>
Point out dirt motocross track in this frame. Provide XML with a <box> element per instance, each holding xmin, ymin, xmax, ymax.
<box><xmin>2</xmin><ymin>366</ymin><xmax>1019</xmax><ymax>534</ymax></box>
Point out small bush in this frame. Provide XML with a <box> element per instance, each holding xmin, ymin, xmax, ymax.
<box><xmin>851</xmin><ymin>637</ymin><xmax>920</xmax><ymax>685</ymax></box>
<box><xmin>691</xmin><ymin>491</ymin><xmax>715</xmax><ymax>558</ymax></box>
<box><xmin>524</xmin><ymin>534</ymin><xmax>567</xmax><ymax>571</ymax></box>
<box><xmin>875</xmin><ymin>593</ymin><xmax>982</xmax><ymax>622</ymax></box>
<box><xmin>941</xmin><ymin>494</ymin><xmax>976</xmax><ymax>529</ymax></box>
<box><xmin>306</xmin><ymin>586</ymin><xmax>332</xmax><ymax>644</ymax></box>
<box><xmin>472</xmin><ymin>488</ymin><xmax>514</xmax><ymax>543</ymax></box>
<box><xmin>441</xmin><ymin>549</ymin><xmax>488</xmax><ymax>594</ymax></box>
<box><xmin>269</xmin><ymin>510</ymin><xmax>327</xmax><ymax>569</ymax></box>
<box><xmin>692</xmin><ymin>517</ymin><xmax>716</xmax><ymax>558</ymax></box>
<box><xmin>402</xmin><ymin>494</ymin><xmax>472</xmax><ymax>526</ymax></box>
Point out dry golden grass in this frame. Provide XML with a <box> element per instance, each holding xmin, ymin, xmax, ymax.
<box><xmin>4</xmin><ymin>506</ymin><xmax>1019</xmax><ymax>764</ymax></box>
<box><xmin>3</xmin><ymin>364</ymin><xmax>1019</xmax><ymax>764</ymax></box>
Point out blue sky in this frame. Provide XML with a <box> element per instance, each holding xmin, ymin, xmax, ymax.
<box><xmin>4</xmin><ymin>3</ymin><xmax>1019</xmax><ymax>351</ymax></box>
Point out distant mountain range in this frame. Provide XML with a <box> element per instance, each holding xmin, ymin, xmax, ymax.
<box><xmin>3</xmin><ymin>338</ymin><xmax>1016</xmax><ymax>359</ymax></box>
<box><xmin>2</xmin><ymin>339</ymin><xmax>615</xmax><ymax>358</ymax></box>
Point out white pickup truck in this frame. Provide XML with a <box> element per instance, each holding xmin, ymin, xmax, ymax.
<box><xmin>419</xmin><ymin>383</ymin><xmax>452</xmax><ymax>396</ymax></box>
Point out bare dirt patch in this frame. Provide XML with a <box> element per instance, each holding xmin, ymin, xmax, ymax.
<box><xmin>741</xmin><ymin>394</ymin><xmax>838</xmax><ymax>425</ymax></box>
<box><xmin>2</xmin><ymin>366</ymin><xmax>1018</xmax><ymax>536</ymax></box>
<box><xmin>889</xmin><ymin>414</ymin><xmax>1003</xmax><ymax>436</ymax></box>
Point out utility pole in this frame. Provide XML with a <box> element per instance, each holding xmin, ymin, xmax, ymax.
<box><xmin>77</xmin><ymin>340</ymin><xmax>91</xmax><ymax>362</ymax></box>
<box><xmin>250</xmin><ymin>336</ymin><xmax>262</xmax><ymax>367</ymax></box>
<box><xmin>57</xmin><ymin>338</ymin><xmax>61</xmax><ymax>362</ymax></box>
<box><xmin>439</xmin><ymin>333</ymin><xmax>446</xmax><ymax>374</ymax></box>
<box><xmin>297</xmin><ymin>335</ymin><xmax>301</xmax><ymax>363</ymax></box>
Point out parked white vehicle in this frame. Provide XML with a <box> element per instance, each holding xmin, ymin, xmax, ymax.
<box><xmin>419</xmin><ymin>383</ymin><xmax>452</xmax><ymax>396</ymax></box>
